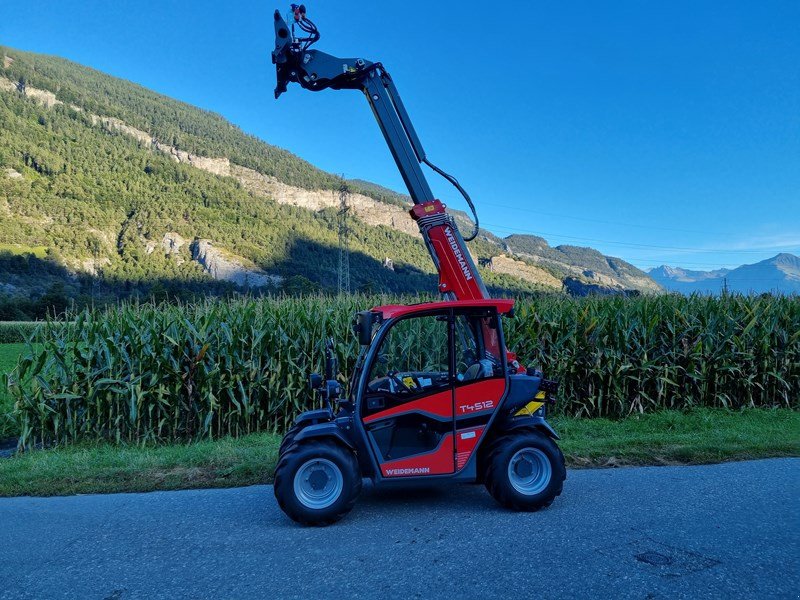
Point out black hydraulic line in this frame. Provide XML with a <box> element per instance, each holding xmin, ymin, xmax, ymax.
<box><xmin>381</xmin><ymin>70</ymin><xmax>479</xmax><ymax>241</ymax></box>
<box><xmin>421</xmin><ymin>158</ymin><xmax>480</xmax><ymax>241</ymax></box>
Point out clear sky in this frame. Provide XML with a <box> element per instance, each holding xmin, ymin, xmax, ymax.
<box><xmin>2</xmin><ymin>1</ymin><xmax>798</xmax><ymax>270</ymax></box>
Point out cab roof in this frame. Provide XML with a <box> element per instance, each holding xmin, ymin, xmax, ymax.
<box><xmin>371</xmin><ymin>299</ymin><xmax>515</xmax><ymax>320</ymax></box>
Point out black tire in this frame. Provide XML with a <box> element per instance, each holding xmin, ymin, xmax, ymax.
<box><xmin>483</xmin><ymin>428</ymin><xmax>565</xmax><ymax>511</ymax></box>
<box><xmin>278</xmin><ymin>423</ymin><xmax>305</xmax><ymax>456</ymax></box>
<box><xmin>273</xmin><ymin>439</ymin><xmax>362</xmax><ymax>526</ymax></box>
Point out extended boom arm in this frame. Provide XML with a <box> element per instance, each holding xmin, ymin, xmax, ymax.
<box><xmin>271</xmin><ymin>6</ymin><xmax>489</xmax><ymax>300</ymax></box>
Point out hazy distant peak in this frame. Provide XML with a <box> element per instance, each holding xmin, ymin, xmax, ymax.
<box><xmin>650</xmin><ymin>253</ymin><xmax>800</xmax><ymax>294</ymax></box>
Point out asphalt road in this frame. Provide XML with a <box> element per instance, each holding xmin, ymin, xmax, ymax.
<box><xmin>0</xmin><ymin>459</ymin><xmax>797</xmax><ymax>600</ymax></box>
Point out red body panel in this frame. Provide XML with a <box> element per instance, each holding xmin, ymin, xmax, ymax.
<box><xmin>381</xmin><ymin>434</ymin><xmax>455</xmax><ymax>477</ymax></box>
<box><xmin>363</xmin><ymin>389</ymin><xmax>452</xmax><ymax>424</ymax></box>
<box><xmin>427</xmin><ymin>223</ymin><xmax>486</xmax><ymax>299</ymax></box>
<box><xmin>453</xmin><ymin>378</ymin><xmax>506</xmax><ymax>471</ymax></box>
<box><xmin>409</xmin><ymin>199</ymin><xmax>487</xmax><ymax>300</ymax></box>
<box><xmin>455</xmin><ymin>378</ymin><xmax>505</xmax><ymax>417</ymax></box>
<box><xmin>456</xmin><ymin>426</ymin><xmax>484</xmax><ymax>471</ymax></box>
<box><xmin>369</xmin><ymin>378</ymin><xmax>507</xmax><ymax>477</ymax></box>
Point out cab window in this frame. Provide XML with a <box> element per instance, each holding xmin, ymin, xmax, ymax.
<box><xmin>455</xmin><ymin>311</ymin><xmax>504</xmax><ymax>383</ymax></box>
<box><xmin>367</xmin><ymin>314</ymin><xmax>450</xmax><ymax>396</ymax></box>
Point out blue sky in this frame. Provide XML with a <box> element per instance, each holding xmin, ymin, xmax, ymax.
<box><xmin>2</xmin><ymin>1</ymin><xmax>798</xmax><ymax>270</ymax></box>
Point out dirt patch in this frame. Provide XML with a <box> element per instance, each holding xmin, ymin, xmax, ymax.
<box><xmin>488</xmin><ymin>254</ymin><xmax>562</xmax><ymax>289</ymax></box>
<box><xmin>231</xmin><ymin>164</ymin><xmax>421</xmax><ymax>237</ymax></box>
<box><xmin>191</xmin><ymin>239</ymin><xmax>281</xmax><ymax>287</ymax></box>
<box><xmin>25</xmin><ymin>87</ymin><xmax>61</xmax><ymax>108</ymax></box>
<box><xmin>92</xmin><ymin>115</ymin><xmax>152</xmax><ymax>145</ymax></box>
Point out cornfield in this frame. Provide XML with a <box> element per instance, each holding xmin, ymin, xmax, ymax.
<box><xmin>5</xmin><ymin>293</ymin><xmax>799</xmax><ymax>449</ymax></box>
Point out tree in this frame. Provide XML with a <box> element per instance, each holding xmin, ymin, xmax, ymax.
<box><xmin>37</xmin><ymin>282</ymin><xmax>70</xmax><ymax>317</ymax></box>
<box><xmin>282</xmin><ymin>275</ymin><xmax>320</xmax><ymax>296</ymax></box>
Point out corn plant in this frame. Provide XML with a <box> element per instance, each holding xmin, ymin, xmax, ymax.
<box><xmin>6</xmin><ymin>292</ymin><xmax>799</xmax><ymax>449</ymax></box>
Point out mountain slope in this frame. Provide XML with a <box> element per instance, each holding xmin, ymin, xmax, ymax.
<box><xmin>502</xmin><ymin>234</ymin><xmax>661</xmax><ymax>293</ymax></box>
<box><xmin>0</xmin><ymin>45</ymin><xmax>660</xmax><ymax>317</ymax></box>
<box><xmin>650</xmin><ymin>254</ymin><xmax>800</xmax><ymax>294</ymax></box>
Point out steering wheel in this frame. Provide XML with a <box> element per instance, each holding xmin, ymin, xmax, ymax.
<box><xmin>388</xmin><ymin>370</ymin><xmax>413</xmax><ymax>394</ymax></box>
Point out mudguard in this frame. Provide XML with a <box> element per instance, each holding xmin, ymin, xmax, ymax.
<box><xmin>294</xmin><ymin>408</ymin><xmax>334</xmax><ymax>426</ymax></box>
<box><xmin>293</xmin><ymin>421</ymin><xmax>356</xmax><ymax>449</ymax></box>
<box><xmin>499</xmin><ymin>415</ymin><xmax>560</xmax><ymax>440</ymax></box>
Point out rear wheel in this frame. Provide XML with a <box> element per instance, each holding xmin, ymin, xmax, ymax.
<box><xmin>483</xmin><ymin>429</ymin><xmax>565</xmax><ymax>511</ymax></box>
<box><xmin>274</xmin><ymin>439</ymin><xmax>362</xmax><ymax>526</ymax></box>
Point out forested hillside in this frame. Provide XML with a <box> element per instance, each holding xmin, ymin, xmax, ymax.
<box><xmin>0</xmin><ymin>46</ymin><xmax>354</xmax><ymax>193</ymax></box>
<box><xmin>0</xmin><ymin>45</ymin><xmax>659</xmax><ymax>319</ymax></box>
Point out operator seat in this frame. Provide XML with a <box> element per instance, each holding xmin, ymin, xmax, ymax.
<box><xmin>463</xmin><ymin>359</ymin><xmax>493</xmax><ymax>381</ymax></box>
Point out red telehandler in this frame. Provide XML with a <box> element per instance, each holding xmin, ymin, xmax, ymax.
<box><xmin>270</xmin><ymin>5</ymin><xmax>565</xmax><ymax>525</ymax></box>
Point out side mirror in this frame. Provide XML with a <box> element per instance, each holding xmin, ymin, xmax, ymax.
<box><xmin>324</xmin><ymin>338</ymin><xmax>337</xmax><ymax>381</ymax></box>
<box><xmin>353</xmin><ymin>311</ymin><xmax>375</xmax><ymax>346</ymax></box>
<box><xmin>309</xmin><ymin>372</ymin><xmax>323</xmax><ymax>390</ymax></box>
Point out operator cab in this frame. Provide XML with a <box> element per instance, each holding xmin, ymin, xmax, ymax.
<box><xmin>365</xmin><ymin>309</ymin><xmax>504</xmax><ymax>395</ymax></box>
<box><xmin>354</xmin><ymin>300</ymin><xmax>513</xmax><ymax>478</ymax></box>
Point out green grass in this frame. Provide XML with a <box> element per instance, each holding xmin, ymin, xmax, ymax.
<box><xmin>0</xmin><ymin>244</ymin><xmax>48</xmax><ymax>259</ymax></box>
<box><xmin>555</xmin><ymin>408</ymin><xmax>800</xmax><ymax>466</ymax></box>
<box><xmin>0</xmin><ymin>343</ymin><xmax>29</xmax><ymax>438</ymax></box>
<box><xmin>0</xmin><ymin>434</ymin><xmax>281</xmax><ymax>497</ymax></box>
<box><xmin>0</xmin><ymin>408</ymin><xmax>796</xmax><ymax>497</ymax></box>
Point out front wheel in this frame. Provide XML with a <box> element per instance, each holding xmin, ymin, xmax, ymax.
<box><xmin>483</xmin><ymin>429</ymin><xmax>565</xmax><ymax>511</ymax></box>
<box><xmin>274</xmin><ymin>439</ymin><xmax>362</xmax><ymax>526</ymax></box>
<box><xmin>278</xmin><ymin>422</ymin><xmax>305</xmax><ymax>456</ymax></box>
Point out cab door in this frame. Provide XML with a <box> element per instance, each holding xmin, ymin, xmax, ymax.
<box><xmin>360</xmin><ymin>310</ymin><xmax>456</xmax><ymax>478</ymax></box>
<box><xmin>452</xmin><ymin>308</ymin><xmax>507</xmax><ymax>472</ymax></box>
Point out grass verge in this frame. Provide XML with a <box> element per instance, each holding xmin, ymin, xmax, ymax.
<box><xmin>557</xmin><ymin>407</ymin><xmax>799</xmax><ymax>466</ymax></box>
<box><xmin>0</xmin><ymin>408</ymin><xmax>797</xmax><ymax>497</ymax></box>
<box><xmin>0</xmin><ymin>434</ymin><xmax>281</xmax><ymax>497</ymax></box>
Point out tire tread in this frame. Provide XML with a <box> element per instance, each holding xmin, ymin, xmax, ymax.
<box><xmin>482</xmin><ymin>428</ymin><xmax>565</xmax><ymax>512</ymax></box>
<box><xmin>274</xmin><ymin>438</ymin><xmax>361</xmax><ymax>526</ymax></box>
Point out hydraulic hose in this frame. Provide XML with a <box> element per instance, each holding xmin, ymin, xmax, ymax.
<box><xmin>422</xmin><ymin>158</ymin><xmax>480</xmax><ymax>241</ymax></box>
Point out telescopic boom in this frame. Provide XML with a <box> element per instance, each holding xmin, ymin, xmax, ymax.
<box><xmin>271</xmin><ymin>5</ymin><xmax>489</xmax><ymax>300</ymax></box>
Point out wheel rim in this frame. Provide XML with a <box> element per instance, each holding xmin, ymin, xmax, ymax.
<box><xmin>293</xmin><ymin>458</ymin><xmax>344</xmax><ymax>509</ymax></box>
<box><xmin>507</xmin><ymin>448</ymin><xmax>552</xmax><ymax>496</ymax></box>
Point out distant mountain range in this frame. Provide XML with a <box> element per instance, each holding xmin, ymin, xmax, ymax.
<box><xmin>649</xmin><ymin>253</ymin><xmax>800</xmax><ymax>294</ymax></box>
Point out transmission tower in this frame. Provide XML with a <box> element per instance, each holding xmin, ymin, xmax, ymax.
<box><xmin>337</xmin><ymin>177</ymin><xmax>351</xmax><ymax>294</ymax></box>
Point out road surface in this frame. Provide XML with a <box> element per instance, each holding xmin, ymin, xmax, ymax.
<box><xmin>1</xmin><ymin>459</ymin><xmax>798</xmax><ymax>599</ymax></box>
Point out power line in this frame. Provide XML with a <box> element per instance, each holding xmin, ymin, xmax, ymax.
<box><xmin>621</xmin><ymin>257</ymin><xmax>763</xmax><ymax>266</ymax></box>
<box><xmin>627</xmin><ymin>259</ymin><xmax>726</xmax><ymax>265</ymax></box>
<box><xmin>482</xmin><ymin>222</ymin><xmax>800</xmax><ymax>255</ymax></box>
<box><xmin>480</xmin><ymin>201</ymin><xmax>738</xmax><ymax>236</ymax></box>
